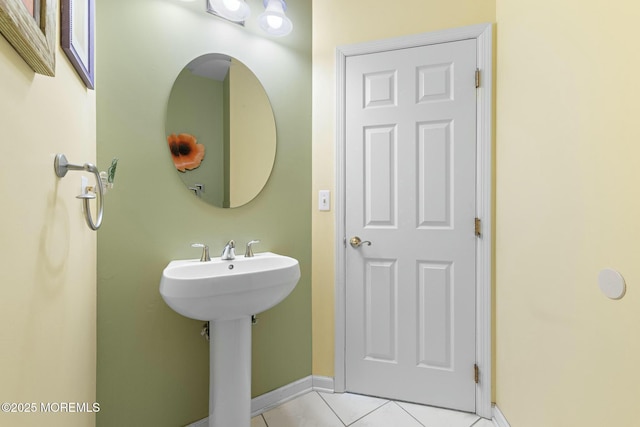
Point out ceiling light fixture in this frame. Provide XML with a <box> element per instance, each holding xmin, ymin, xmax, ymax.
<box><xmin>258</xmin><ymin>0</ymin><xmax>292</xmax><ymax>37</ymax></box>
<box><xmin>207</xmin><ymin>0</ymin><xmax>251</xmax><ymax>23</ymax></box>
<box><xmin>206</xmin><ymin>0</ymin><xmax>292</xmax><ymax>37</ymax></box>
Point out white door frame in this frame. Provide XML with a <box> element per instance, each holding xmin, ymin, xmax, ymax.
<box><xmin>334</xmin><ymin>23</ymin><xmax>493</xmax><ymax>419</ymax></box>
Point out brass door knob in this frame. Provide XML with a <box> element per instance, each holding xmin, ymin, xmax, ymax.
<box><xmin>349</xmin><ymin>236</ymin><xmax>372</xmax><ymax>248</ymax></box>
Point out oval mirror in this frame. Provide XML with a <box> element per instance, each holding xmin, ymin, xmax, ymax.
<box><xmin>165</xmin><ymin>54</ymin><xmax>276</xmax><ymax>208</ymax></box>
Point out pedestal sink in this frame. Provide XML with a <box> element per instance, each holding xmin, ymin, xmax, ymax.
<box><xmin>159</xmin><ymin>252</ymin><xmax>300</xmax><ymax>427</ymax></box>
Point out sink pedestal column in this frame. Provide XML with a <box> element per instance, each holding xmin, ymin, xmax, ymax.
<box><xmin>209</xmin><ymin>317</ymin><xmax>251</xmax><ymax>427</ymax></box>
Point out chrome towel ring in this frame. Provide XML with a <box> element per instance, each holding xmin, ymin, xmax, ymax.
<box><xmin>54</xmin><ymin>153</ymin><xmax>104</xmax><ymax>231</ymax></box>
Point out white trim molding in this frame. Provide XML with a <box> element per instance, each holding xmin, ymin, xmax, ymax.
<box><xmin>250</xmin><ymin>376</ymin><xmax>313</xmax><ymax>417</ymax></box>
<box><xmin>186</xmin><ymin>418</ymin><xmax>208</xmax><ymax>427</ymax></box>
<box><xmin>252</xmin><ymin>376</ymin><xmax>334</xmax><ymax>416</ymax></box>
<box><xmin>334</xmin><ymin>23</ymin><xmax>494</xmax><ymax>419</ymax></box>
<box><xmin>186</xmin><ymin>375</ymin><xmax>336</xmax><ymax>426</ymax></box>
<box><xmin>311</xmin><ymin>375</ymin><xmax>335</xmax><ymax>393</ymax></box>
<box><xmin>493</xmin><ymin>405</ymin><xmax>512</xmax><ymax>427</ymax></box>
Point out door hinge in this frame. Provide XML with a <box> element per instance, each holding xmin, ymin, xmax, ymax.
<box><xmin>475</xmin><ymin>217</ymin><xmax>482</xmax><ymax>237</ymax></box>
<box><xmin>475</xmin><ymin>69</ymin><xmax>481</xmax><ymax>88</ymax></box>
<box><xmin>474</xmin><ymin>364</ymin><xmax>480</xmax><ymax>384</ymax></box>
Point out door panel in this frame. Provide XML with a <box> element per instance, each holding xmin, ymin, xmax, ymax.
<box><xmin>418</xmin><ymin>120</ymin><xmax>452</xmax><ymax>228</ymax></box>
<box><xmin>364</xmin><ymin>125</ymin><xmax>397</xmax><ymax>227</ymax></box>
<box><xmin>345</xmin><ymin>39</ymin><xmax>477</xmax><ymax>412</ymax></box>
<box><xmin>364</xmin><ymin>259</ymin><xmax>397</xmax><ymax>362</ymax></box>
<box><xmin>417</xmin><ymin>261</ymin><xmax>453</xmax><ymax>369</ymax></box>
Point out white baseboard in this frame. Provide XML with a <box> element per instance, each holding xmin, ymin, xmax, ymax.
<box><xmin>493</xmin><ymin>404</ymin><xmax>511</xmax><ymax>427</ymax></box>
<box><xmin>311</xmin><ymin>375</ymin><xmax>335</xmax><ymax>393</ymax></box>
<box><xmin>250</xmin><ymin>375</ymin><xmax>313</xmax><ymax>416</ymax></box>
<box><xmin>186</xmin><ymin>418</ymin><xmax>208</xmax><ymax>427</ymax></box>
<box><xmin>186</xmin><ymin>375</ymin><xmax>335</xmax><ymax>426</ymax></box>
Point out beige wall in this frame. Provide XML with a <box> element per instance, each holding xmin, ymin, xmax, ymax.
<box><xmin>495</xmin><ymin>0</ymin><xmax>640</xmax><ymax>425</ymax></box>
<box><xmin>311</xmin><ymin>0</ymin><xmax>496</xmax><ymax>378</ymax></box>
<box><xmin>314</xmin><ymin>2</ymin><xmax>640</xmax><ymax>425</ymax></box>
<box><xmin>0</xmin><ymin>26</ymin><xmax>96</xmax><ymax>427</ymax></box>
<box><xmin>229</xmin><ymin>58</ymin><xmax>277</xmax><ymax>207</ymax></box>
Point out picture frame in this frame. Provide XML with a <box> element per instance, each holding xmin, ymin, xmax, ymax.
<box><xmin>61</xmin><ymin>0</ymin><xmax>94</xmax><ymax>89</ymax></box>
<box><xmin>0</xmin><ymin>0</ymin><xmax>56</xmax><ymax>76</ymax></box>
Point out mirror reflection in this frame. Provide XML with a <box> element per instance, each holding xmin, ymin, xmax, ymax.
<box><xmin>165</xmin><ymin>54</ymin><xmax>276</xmax><ymax>208</ymax></box>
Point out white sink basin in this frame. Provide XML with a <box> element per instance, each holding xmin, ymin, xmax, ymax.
<box><xmin>159</xmin><ymin>252</ymin><xmax>300</xmax><ymax>321</ymax></box>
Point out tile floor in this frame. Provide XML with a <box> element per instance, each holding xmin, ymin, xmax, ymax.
<box><xmin>251</xmin><ymin>391</ymin><xmax>497</xmax><ymax>427</ymax></box>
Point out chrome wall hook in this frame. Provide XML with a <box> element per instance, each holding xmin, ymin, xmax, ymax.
<box><xmin>54</xmin><ymin>154</ymin><xmax>104</xmax><ymax>230</ymax></box>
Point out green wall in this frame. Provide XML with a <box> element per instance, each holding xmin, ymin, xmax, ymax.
<box><xmin>96</xmin><ymin>0</ymin><xmax>312</xmax><ymax>425</ymax></box>
<box><xmin>166</xmin><ymin>69</ymin><xmax>225</xmax><ymax>206</ymax></box>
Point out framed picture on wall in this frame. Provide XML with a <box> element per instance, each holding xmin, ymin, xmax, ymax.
<box><xmin>0</xmin><ymin>0</ymin><xmax>56</xmax><ymax>76</ymax></box>
<box><xmin>61</xmin><ymin>0</ymin><xmax>94</xmax><ymax>89</ymax></box>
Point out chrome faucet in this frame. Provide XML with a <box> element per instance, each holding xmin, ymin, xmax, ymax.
<box><xmin>221</xmin><ymin>240</ymin><xmax>236</xmax><ymax>260</ymax></box>
<box><xmin>244</xmin><ymin>240</ymin><xmax>260</xmax><ymax>257</ymax></box>
<box><xmin>191</xmin><ymin>243</ymin><xmax>211</xmax><ymax>262</ymax></box>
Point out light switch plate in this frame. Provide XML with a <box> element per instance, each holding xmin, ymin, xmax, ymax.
<box><xmin>319</xmin><ymin>190</ymin><xmax>330</xmax><ymax>211</ymax></box>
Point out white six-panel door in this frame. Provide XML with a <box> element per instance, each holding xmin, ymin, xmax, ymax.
<box><xmin>345</xmin><ymin>39</ymin><xmax>478</xmax><ymax>412</ymax></box>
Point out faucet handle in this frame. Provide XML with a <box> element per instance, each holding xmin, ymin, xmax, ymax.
<box><xmin>245</xmin><ymin>240</ymin><xmax>260</xmax><ymax>258</ymax></box>
<box><xmin>191</xmin><ymin>243</ymin><xmax>211</xmax><ymax>262</ymax></box>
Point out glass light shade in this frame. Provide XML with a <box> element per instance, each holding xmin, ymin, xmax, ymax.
<box><xmin>209</xmin><ymin>0</ymin><xmax>251</xmax><ymax>22</ymax></box>
<box><xmin>259</xmin><ymin>0</ymin><xmax>292</xmax><ymax>37</ymax></box>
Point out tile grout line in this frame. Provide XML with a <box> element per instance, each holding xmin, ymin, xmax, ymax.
<box><xmin>394</xmin><ymin>401</ymin><xmax>427</xmax><ymax>427</ymax></box>
<box><xmin>316</xmin><ymin>391</ymin><xmax>347</xmax><ymax>427</ymax></box>
<box><xmin>471</xmin><ymin>418</ymin><xmax>494</xmax><ymax>427</ymax></box>
<box><xmin>470</xmin><ymin>417</ymin><xmax>495</xmax><ymax>427</ymax></box>
<box><xmin>259</xmin><ymin>389</ymin><xmax>487</xmax><ymax>427</ymax></box>
<box><xmin>344</xmin><ymin>400</ymin><xmax>394</xmax><ymax>427</ymax></box>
